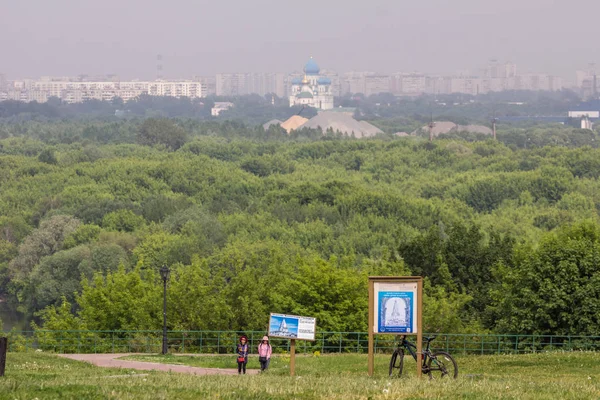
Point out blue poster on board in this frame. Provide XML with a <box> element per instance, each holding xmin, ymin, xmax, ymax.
<box><xmin>269</xmin><ymin>314</ymin><xmax>299</xmax><ymax>338</ymax></box>
<box><xmin>378</xmin><ymin>291</ymin><xmax>413</xmax><ymax>333</ymax></box>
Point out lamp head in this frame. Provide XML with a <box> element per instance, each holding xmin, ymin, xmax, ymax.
<box><xmin>160</xmin><ymin>264</ymin><xmax>170</xmax><ymax>282</ymax></box>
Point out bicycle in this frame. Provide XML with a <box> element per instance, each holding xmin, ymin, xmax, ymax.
<box><xmin>389</xmin><ymin>335</ymin><xmax>458</xmax><ymax>379</ymax></box>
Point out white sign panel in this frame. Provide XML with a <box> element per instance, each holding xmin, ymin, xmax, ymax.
<box><xmin>268</xmin><ymin>313</ymin><xmax>316</xmax><ymax>341</ymax></box>
<box><xmin>373</xmin><ymin>282</ymin><xmax>418</xmax><ymax>334</ymax></box>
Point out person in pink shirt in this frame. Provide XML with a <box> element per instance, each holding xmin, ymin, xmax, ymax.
<box><xmin>257</xmin><ymin>335</ymin><xmax>272</xmax><ymax>372</ymax></box>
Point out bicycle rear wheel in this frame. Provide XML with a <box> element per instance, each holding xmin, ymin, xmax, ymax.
<box><xmin>426</xmin><ymin>351</ymin><xmax>458</xmax><ymax>379</ymax></box>
<box><xmin>389</xmin><ymin>349</ymin><xmax>404</xmax><ymax>377</ymax></box>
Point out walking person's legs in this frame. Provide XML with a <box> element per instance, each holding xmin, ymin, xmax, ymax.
<box><xmin>237</xmin><ymin>361</ymin><xmax>242</xmax><ymax>374</ymax></box>
<box><xmin>242</xmin><ymin>361</ymin><xmax>247</xmax><ymax>374</ymax></box>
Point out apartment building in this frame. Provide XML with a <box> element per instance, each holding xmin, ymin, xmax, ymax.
<box><xmin>390</xmin><ymin>73</ymin><xmax>427</xmax><ymax>95</ymax></box>
<box><xmin>216</xmin><ymin>73</ymin><xmax>286</xmax><ymax>97</ymax></box>
<box><xmin>2</xmin><ymin>78</ymin><xmax>209</xmax><ymax>104</ymax></box>
<box><xmin>364</xmin><ymin>75</ymin><xmax>391</xmax><ymax>96</ymax></box>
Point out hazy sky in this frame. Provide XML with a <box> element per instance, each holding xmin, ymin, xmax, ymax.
<box><xmin>2</xmin><ymin>0</ymin><xmax>599</xmax><ymax>80</ymax></box>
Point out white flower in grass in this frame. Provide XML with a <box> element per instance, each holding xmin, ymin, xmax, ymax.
<box><xmin>382</xmin><ymin>388</ymin><xmax>389</xmax><ymax>394</ymax></box>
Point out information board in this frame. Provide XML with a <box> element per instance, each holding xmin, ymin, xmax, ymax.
<box><xmin>373</xmin><ymin>281</ymin><xmax>418</xmax><ymax>334</ymax></box>
<box><xmin>368</xmin><ymin>276</ymin><xmax>423</xmax><ymax>377</ymax></box>
<box><xmin>268</xmin><ymin>313</ymin><xmax>316</xmax><ymax>341</ymax></box>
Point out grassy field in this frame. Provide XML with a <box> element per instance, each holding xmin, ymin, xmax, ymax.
<box><xmin>1</xmin><ymin>351</ymin><xmax>600</xmax><ymax>399</ymax></box>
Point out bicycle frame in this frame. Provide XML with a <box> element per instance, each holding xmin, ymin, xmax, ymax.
<box><xmin>390</xmin><ymin>335</ymin><xmax>457</xmax><ymax>379</ymax></box>
<box><xmin>399</xmin><ymin>336</ymin><xmax>432</xmax><ymax>368</ymax></box>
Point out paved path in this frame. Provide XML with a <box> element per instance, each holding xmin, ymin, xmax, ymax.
<box><xmin>57</xmin><ymin>353</ymin><xmax>259</xmax><ymax>376</ymax></box>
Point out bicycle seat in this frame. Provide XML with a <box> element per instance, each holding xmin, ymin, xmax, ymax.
<box><xmin>424</xmin><ymin>336</ymin><xmax>437</xmax><ymax>342</ymax></box>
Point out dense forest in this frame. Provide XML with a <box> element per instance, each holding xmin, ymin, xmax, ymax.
<box><xmin>1</xmin><ymin>97</ymin><xmax>600</xmax><ymax>338</ymax></box>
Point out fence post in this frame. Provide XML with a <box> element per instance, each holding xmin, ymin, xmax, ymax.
<box><xmin>217</xmin><ymin>332</ymin><xmax>220</xmax><ymax>354</ymax></box>
<box><xmin>321</xmin><ymin>334</ymin><xmax>324</xmax><ymax>353</ymax></box>
<box><xmin>0</xmin><ymin>337</ymin><xmax>7</xmax><ymax>377</ymax></box>
<box><xmin>481</xmin><ymin>335</ymin><xmax>484</xmax><ymax>355</ymax></box>
<box><xmin>357</xmin><ymin>333</ymin><xmax>360</xmax><ymax>353</ymax></box>
<box><xmin>339</xmin><ymin>334</ymin><xmax>342</xmax><ymax>353</ymax></box>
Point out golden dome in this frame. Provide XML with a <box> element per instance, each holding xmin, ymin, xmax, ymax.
<box><xmin>301</xmin><ymin>74</ymin><xmax>309</xmax><ymax>85</ymax></box>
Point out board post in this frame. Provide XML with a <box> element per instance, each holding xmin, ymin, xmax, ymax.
<box><xmin>416</xmin><ymin>278</ymin><xmax>423</xmax><ymax>378</ymax></box>
<box><xmin>368</xmin><ymin>278</ymin><xmax>375</xmax><ymax>376</ymax></box>
<box><xmin>0</xmin><ymin>337</ymin><xmax>7</xmax><ymax>377</ymax></box>
<box><xmin>290</xmin><ymin>339</ymin><xmax>296</xmax><ymax>376</ymax></box>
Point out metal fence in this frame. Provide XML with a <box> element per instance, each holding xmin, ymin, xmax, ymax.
<box><xmin>3</xmin><ymin>330</ymin><xmax>600</xmax><ymax>355</ymax></box>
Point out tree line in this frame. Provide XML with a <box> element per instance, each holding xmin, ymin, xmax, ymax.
<box><xmin>0</xmin><ymin>120</ymin><xmax>599</xmax><ymax>338</ymax></box>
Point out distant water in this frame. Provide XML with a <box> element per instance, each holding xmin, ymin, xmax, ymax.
<box><xmin>0</xmin><ymin>301</ymin><xmax>28</xmax><ymax>331</ymax></box>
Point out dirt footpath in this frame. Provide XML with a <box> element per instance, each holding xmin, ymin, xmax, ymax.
<box><xmin>57</xmin><ymin>353</ymin><xmax>259</xmax><ymax>376</ymax></box>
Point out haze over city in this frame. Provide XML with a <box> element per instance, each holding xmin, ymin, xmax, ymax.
<box><xmin>3</xmin><ymin>0</ymin><xmax>600</xmax><ymax>80</ymax></box>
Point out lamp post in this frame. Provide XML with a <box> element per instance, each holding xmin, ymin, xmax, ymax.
<box><xmin>159</xmin><ymin>264</ymin><xmax>170</xmax><ymax>355</ymax></box>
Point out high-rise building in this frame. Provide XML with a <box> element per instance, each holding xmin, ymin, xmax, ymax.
<box><xmin>1</xmin><ymin>77</ymin><xmax>209</xmax><ymax>104</ymax></box>
<box><xmin>484</xmin><ymin>60</ymin><xmax>517</xmax><ymax>78</ymax></box>
<box><xmin>576</xmin><ymin>65</ymin><xmax>598</xmax><ymax>99</ymax></box>
<box><xmin>364</xmin><ymin>75</ymin><xmax>390</xmax><ymax>96</ymax></box>
<box><xmin>216</xmin><ymin>73</ymin><xmax>286</xmax><ymax>97</ymax></box>
<box><xmin>341</xmin><ymin>72</ymin><xmax>369</xmax><ymax>95</ymax></box>
<box><xmin>391</xmin><ymin>73</ymin><xmax>427</xmax><ymax>95</ymax></box>
<box><xmin>194</xmin><ymin>76</ymin><xmax>216</xmax><ymax>96</ymax></box>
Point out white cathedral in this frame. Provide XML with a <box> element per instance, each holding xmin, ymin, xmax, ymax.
<box><xmin>289</xmin><ymin>57</ymin><xmax>334</xmax><ymax>110</ymax></box>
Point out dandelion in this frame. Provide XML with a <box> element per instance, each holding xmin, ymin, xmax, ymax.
<box><xmin>383</xmin><ymin>389</ymin><xmax>389</xmax><ymax>394</ymax></box>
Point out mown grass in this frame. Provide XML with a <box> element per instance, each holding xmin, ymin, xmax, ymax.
<box><xmin>1</xmin><ymin>351</ymin><xmax>600</xmax><ymax>399</ymax></box>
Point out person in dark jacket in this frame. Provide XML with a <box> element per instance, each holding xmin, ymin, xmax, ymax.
<box><xmin>236</xmin><ymin>335</ymin><xmax>249</xmax><ymax>374</ymax></box>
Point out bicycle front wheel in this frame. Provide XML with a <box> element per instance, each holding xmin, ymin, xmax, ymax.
<box><xmin>389</xmin><ymin>349</ymin><xmax>404</xmax><ymax>377</ymax></box>
<box><xmin>426</xmin><ymin>351</ymin><xmax>458</xmax><ymax>379</ymax></box>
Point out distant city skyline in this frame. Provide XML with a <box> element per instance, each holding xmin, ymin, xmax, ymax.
<box><xmin>2</xmin><ymin>0</ymin><xmax>600</xmax><ymax>81</ymax></box>
<box><xmin>0</xmin><ymin>57</ymin><xmax>572</xmax><ymax>104</ymax></box>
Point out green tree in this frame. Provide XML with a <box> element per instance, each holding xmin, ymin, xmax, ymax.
<box><xmin>137</xmin><ymin>118</ymin><xmax>188</xmax><ymax>150</ymax></box>
<box><xmin>489</xmin><ymin>221</ymin><xmax>600</xmax><ymax>335</ymax></box>
<box><xmin>37</xmin><ymin>148</ymin><xmax>58</xmax><ymax>165</ymax></box>
<box><xmin>102</xmin><ymin>210</ymin><xmax>145</xmax><ymax>232</ymax></box>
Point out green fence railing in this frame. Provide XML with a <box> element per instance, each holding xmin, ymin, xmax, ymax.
<box><xmin>3</xmin><ymin>330</ymin><xmax>600</xmax><ymax>355</ymax></box>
